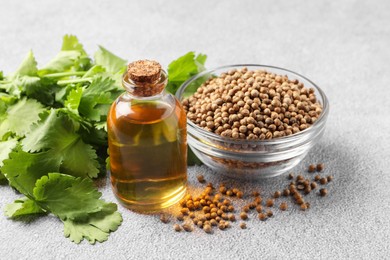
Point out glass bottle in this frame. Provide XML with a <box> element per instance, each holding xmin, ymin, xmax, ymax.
<box><xmin>107</xmin><ymin>60</ymin><xmax>187</xmax><ymax>212</ymax></box>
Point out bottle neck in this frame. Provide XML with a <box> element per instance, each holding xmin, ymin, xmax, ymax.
<box><xmin>122</xmin><ymin>69</ymin><xmax>168</xmax><ymax>99</ymax></box>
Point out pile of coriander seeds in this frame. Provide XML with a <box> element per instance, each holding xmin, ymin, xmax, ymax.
<box><xmin>182</xmin><ymin>68</ymin><xmax>323</xmax><ymax>140</ymax></box>
<box><xmin>160</xmin><ymin>163</ymin><xmax>334</xmax><ymax>234</ymax></box>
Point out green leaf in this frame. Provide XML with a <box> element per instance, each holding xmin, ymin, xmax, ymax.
<box><xmin>38</xmin><ymin>51</ymin><xmax>81</xmax><ymax>76</ymax></box>
<box><xmin>22</xmin><ymin>110</ymin><xmax>99</xmax><ymax>178</ymax></box>
<box><xmin>94</xmin><ymin>46</ymin><xmax>126</xmax><ymax>74</ymax></box>
<box><xmin>61</xmin><ymin>35</ymin><xmax>86</xmax><ymax>55</ymax></box>
<box><xmin>1</xmin><ymin>148</ymin><xmax>60</xmax><ymax>197</ymax></box>
<box><xmin>13</xmin><ymin>50</ymin><xmax>38</xmax><ymax>77</ymax></box>
<box><xmin>0</xmin><ymin>138</ymin><xmax>18</xmax><ymax>167</ymax></box>
<box><xmin>63</xmin><ymin>203</ymin><xmax>122</xmax><ymax>244</ymax></box>
<box><xmin>166</xmin><ymin>52</ymin><xmax>207</xmax><ymax>94</ymax></box>
<box><xmin>78</xmin><ymin>77</ymin><xmax>117</xmax><ymax>121</ymax></box>
<box><xmin>0</xmin><ymin>98</ymin><xmax>45</xmax><ymax>138</ymax></box>
<box><xmin>64</xmin><ymin>86</ymin><xmax>83</xmax><ymax>113</ymax></box>
<box><xmin>187</xmin><ymin>146</ymin><xmax>202</xmax><ymax>166</ymax></box>
<box><xmin>4</xmin><ymin>197</ymin><xmax>45</xmax><ymax>218</ymax></box>
<box><xmin>33</xmin><ymin>173</ymin><xmax>105</xmax><ymax>221</ymax></box>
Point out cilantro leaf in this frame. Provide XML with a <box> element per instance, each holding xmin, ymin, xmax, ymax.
<box><xmin>1</xmin><ymin>148</ymin><xmax>60</xmax><ymax>197</ymax></box>
<box><xmin>166</xmin><ymin>52</ymin><xmax>207</xmax><ymax>94</ymax></box>
<box><xmin>78</xmin><ymin>77</ymin><xmax>117</xmax><ymax>121</ymax></box>
<box><xmin>13</xmin><ymin>50</ymin><xmax>38</xmax><ymax>77</ymax></box>
<box><xmin>4</xmin><ymin>197</ymin><xmax>45</xmax><ymax>218</ymax></box>
<box><xmin>94</xmin><ymin>46</ymin><xmax>126</xmax><ymax>74</ymax></box>
<box><xmin>0</xmin><ymin>138</ymin><xmax>17</xmax><ymax>167</ymax></box>
<box><xmin>0</xmin><ymin>98</ymin><xmax>45</xmax><ymax>138</ymax></box>
<box><xmin>61</xmin><ymin>35</ymin><xmax>87</xmax><ymax>55</ymax></box>
<box><xmin>38</xmin><ymin>51</ymin><xmax>81</xmax><ymax>76</ymax></box>
<box><xmin>22</xmin><ymin>110</ymin><xmax>99</xmax><ymax>178</ymax></box>
<box><xmin>63</xmin><ymin>203</ymin><xmax>122</xmax><ymax>244</ymax></box>
<box><xmin>33</xmin><ymin>173</ymin><xmax>106</xmax><ymax>221</ymax></box>
<box><xmin>64</xmin><ymin>86</ymin><xmax>83</xmax><ymax>113</ymax></box>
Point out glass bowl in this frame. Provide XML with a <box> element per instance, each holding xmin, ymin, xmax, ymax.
<box><xmin>175</xmin><ymin>65</ymin><xmax>329</xmax><ymax>180</ymax></box>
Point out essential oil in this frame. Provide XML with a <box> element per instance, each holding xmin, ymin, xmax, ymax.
<box><xmin>107</xmin><ymin>60</ymin><xmax>187</xmax><ymax>212</ymax></box>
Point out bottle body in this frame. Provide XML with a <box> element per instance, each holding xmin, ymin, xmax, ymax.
<box><xmin>107</xmin><ymin>91</ymin><xmax>187</xmax><ymax>211</ymax></box>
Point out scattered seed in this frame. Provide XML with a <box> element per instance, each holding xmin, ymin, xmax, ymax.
<box><xmin>283</xmin><ymin>189</ymin><xmax>290</xmax><ymax>196</ymax></box>
<box><xmin>249</xmin><ymin>202</ymin><xmax>256</xmax><ymax>209</ymax></box>
<box><xmin>180</xmin><ymin>208</ymin><xmax>189</xmax><ymax>215</ymax></box>
<box><xmin>228</xmin><ymin>213</ymin><xmax>236</xmax><ymax>222</ymax></box>
<box><xmin>280</xmin><ymin>202</ymin><xmax>288</xmax><ymax>211</ymax></box>
<box><xmin>256</xmin><ymin>205</ymin><xmax>263</xmax><ymax>213</ymax></box>
<box><xmin>236</xmin><ymin>191</ymin><xmax>244</xmax><ymax>198</ymax></box>
<box><xmin>258</xmin><ymin>213</ymin><xmax>267</xmax><ymax>221</ymax></box>
<box><xmin>297</xmin><ymin>184</ymin><xmax>305</xmax><ymax>190</ymax></box>
<box><xmin>252</xmin><ymin>191</ymin><xmax>260</xmax><ymax>197</ymax></box>
<box><xmin>240</xmin><ymin>212</ymin><xmax>248</xmax><ymax>220</ymax></box>
<box><xmin>226</xmin><ymin>190</ymin><xmax>233</xmax><ymax>196</ymax></box>
<box><xmin>182</xmin><ymin>223</ymin><xmax>193</xmax><ymax>232</ymax></box>
<box><xmin>177</xmin><ymin>213</ymin><xmax>184</xmax><ymax>221</ymax></box>
<box><xmin>288</xmin><ymin>173</ymin><xmax>294</xmax><ymax>179</ymax></box>
<box><xmin>173</xmin><ymin>224</ymin><xmax>182</xmax><ymax>232</ymax></box>
<box><xmin>327</xmin><ymin>175</ymin><xmax>334</xmax><ymax>182</ymax></box>
<box><xmin>197</xmin><ymin>174</ymin><xmax>205</xmax><ymax>183</ymax></box>
<box><xmin>266</xmin><ymin>198</ymin><xmax>274</xmax><ymax>207</ymax></box>
<box><xmin>160</xmin><ymin>214</ymin><xmax>170</xmax><ymax>224</ymax></box>
<box><xmin>239</xmin><ymin>222</ymin><xmax>247</xmax><ymax>229</ymax></box>
<box><xmin>320</xmin><ymin>188</ymin><xmax>328</xmax><ymax>197</ymax></box>
<box><xmin>189</xmin><ymin>212</ymin><xmax>195</xmax><ymax>219</ymax></box>
<box><xmin>228</xmin><ymin>205</ymin><xmax>235</xmax><ymax>212</ymax></box>
<box><xmin>210</xmin><ymin>219</ymin><xmax>217</xmax><ymax>226</ymax></box>
<box><xmin>274</xmin><ymin>191</ymin><xmax>281</xmax><ymax>198</ymax></box>
<box><xmin>308</xmin><ymin>164</ymin><xmax>316</xmax><ymax>172</ymax></box>
<box><xmin>203</xmin><ymin>224</ymin><xmax>212</xmax><ymax>234</ymax></box>
<box><xmin>242</xmin><ymin>206</ymin><xmax>250</xmax><ymax>213</ymax></box>
<box><xmin>218</xmin><ymin>223</ymin><xmax>226</xmax><ymax>230</ymax></box>
<box><xmin>310</xmin><ymin>182</ymin><xmax>317</xmax><ymax>189</ymax></box>
<box><xmin>317</xmin><ymin>163</ymin><xmax>325</xmax><ymax>172</ymax></box>
<box><xmin>314</xmin><ymin>175</ymin><xmax>321</xmax><ymax>181</ymax></box>
<box><xmin>266</xmin><ymin>210</ymin><xmax>273</xmax><ymax>217</ymax></box>
<box><xmin>254</xmin><ymin>197</ymin><xmax>263</xmax><ymax>205</ymax></box>
<box><xmin>320</xmin><ymin>178</ymin><xmax>328</xmax><ymax>185</ymax></box>
<box><xmin>300</xmin><ymin>203</ymin><xmax>308</xmax><ymax>211</ymax></box>
<box><xmin>219</xmin><ymin>186</ymin><xmax>227</xmax><ymax>194</ymax></box>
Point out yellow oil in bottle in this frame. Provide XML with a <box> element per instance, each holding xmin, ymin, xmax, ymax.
<box><xmin>107</xmin><ymin>69</ymin><xmax>187</xmax><ymax>212</ymax></box>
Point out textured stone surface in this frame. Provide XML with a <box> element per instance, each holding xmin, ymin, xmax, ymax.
<box><xmin>1</xmin><ymin>0</ymin><xmax>389</xmax><ymax>259</ymax></box>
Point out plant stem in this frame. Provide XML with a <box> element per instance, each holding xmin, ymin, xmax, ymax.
<box><xmin>57</xmin><ymin>77</ymin><xmax>92</xmax><ymax>85</ymax></box>
<box><xmin>43</xmin><ymin>71</ymin><xmax>87</xmax><ymax>78</ymax></box>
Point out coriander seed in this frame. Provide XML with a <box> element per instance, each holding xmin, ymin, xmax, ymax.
<box><xmin>266</xmin><ymin>198</ymin><xmax>274</xmax><ymax>207</ymax></box>
<box><xmin>320</xmin><ymin>188</ymin><xmax>328</xmax><ymax>196</ymax></box>
<box><xmin>240</xmin><ymin>212</ymin><xmax>248</xmax><ymax>220</ymax></box>
<box><xmin>274</xmin><ymin>191</ymin><xmax>281</xmax><ymax>198</ymax></box>
<box><xmin>280</xmin><ymin>202</ymin><xmax>288</xmax><ymax>211</ymax></box>
<box><xmin>317</xmin><ymin>163</ymin><xmax>325</xmax><ymax>172</ymax></box>
<box><xmin>203</xmin><ymin>224</ymin><xmax>212</xmax><ymax>234</ymax></box>
<box><xmin>173</xmin><ymin>224</ymin><xmax>182</xmax><ymax>232</ymax></box>
<box><xmin>308</xmin><ymin>164</ymin><xmax>316</xmax><ymax>172</ymax></box>
<box><xmin>320</xmin><ymin>178</ymin><xmax>328</xmax><ymax>185</ymax></box>
<box><xmin>197</xmin><ymin>174</ymin><xmax>205</xmax><ymax>183</ymax></box>
<box><xmin>182</xmin><ymin>223</ymin><xmax>193</xmax><ymax>232</ymax></box>
<box><xmin>160</xmin><ymin>214</ymin><xmax>170</xmax><ymax>224</ymax></box>
<box><xmin>258</xmin><ymin>213</ymin><xmax>267</xmax><ymax>221</ymax></box>
<box><xmin>239</xmin><ymin>222</ymin><xmax>247</xmax><ymax>229</ymax></box>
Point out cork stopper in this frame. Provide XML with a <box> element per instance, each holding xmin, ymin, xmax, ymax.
<box><xmin>127</xmin><ymin>60</ymin><xmax>162</xmax><ymax>83</ymax></box>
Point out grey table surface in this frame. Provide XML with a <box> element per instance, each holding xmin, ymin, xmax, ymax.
<box><xmin>1</xmin><ymin>0</ymin><xmax>389</xmax><ymax>259</ymax></box>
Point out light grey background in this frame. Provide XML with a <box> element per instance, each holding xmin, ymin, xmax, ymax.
<box><xmin>1</xmin><ymin>0</ymin><xmax>389</xmax><ymax>259</ymax></box>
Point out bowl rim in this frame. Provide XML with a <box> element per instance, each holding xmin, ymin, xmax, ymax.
<box><xmin>176</xmin><ymin>64</ymin><xmax>329</xmax><ymax>145</ymax></box>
